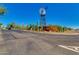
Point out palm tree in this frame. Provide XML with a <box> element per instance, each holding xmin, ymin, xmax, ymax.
<box><xmin>0</xmin><ymin>7</ymin><xmax>6</xmax><ymax>29</ymax></box>
<box><xmin>0</xmin><ymin>7</ymin><xmax>5</xmax><ymax>15</ymax></box>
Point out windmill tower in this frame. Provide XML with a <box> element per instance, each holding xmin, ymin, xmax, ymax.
<box><xmin>39</xmin><ymin>7</ymin><xmax>47</xmax><ymax>31</ymax></box>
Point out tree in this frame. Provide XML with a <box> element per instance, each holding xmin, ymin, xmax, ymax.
<box><xmin>0</xmin><ymin>23</ymin><xmax>3</xmax><ymax>28</ymax></box>
<box><xmin>0</xmin><ymin>7</ymin><xmax>6</xmax><ymax>29</ymax></box>
<box><xmin>0</xmin><ymin>7</ymin><xmax>5</xmax><ymax>15</ymax></box>
<box><xmin>43</xmin><ymin>25</ymin><xmax>72</xmax><ymax>32</ymax></box>
<box><xmin>6</xmin><ymin>22</ymin><xmax>15</xmax><ymax>30</ymax></box>
<box><xmin>26</xmin><ymin>24</ymin><xmax>33</xmax><ymax>30</ymax></box>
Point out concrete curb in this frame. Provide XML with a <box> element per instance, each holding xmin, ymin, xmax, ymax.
<box><xmin>22</xmin><ymin>30</ymin><xmax>79</xmax><ymax>35</ymax></box>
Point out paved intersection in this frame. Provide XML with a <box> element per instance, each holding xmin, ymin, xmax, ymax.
<box><xmin>0</xmin><ymin>30</ymin><xmax>79</xmax><ymax>55</ymax></box>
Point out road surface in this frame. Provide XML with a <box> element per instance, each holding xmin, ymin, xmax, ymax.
<box><xmin>0</xmin><ymin>30</ymin><xmax>79</xmax><ymax>55</ymax></box>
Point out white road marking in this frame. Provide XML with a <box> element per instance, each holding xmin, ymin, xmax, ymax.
<box><xmin>58</xmin><ymin>45</ymin><xmax>79</xmax><ymax>53</ymax></box>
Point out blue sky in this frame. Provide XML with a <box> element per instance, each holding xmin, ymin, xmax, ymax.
<box><xmin>0</xmin><ymin>3</ymin><xmax>79</xmax><ymax>28</ymax></box>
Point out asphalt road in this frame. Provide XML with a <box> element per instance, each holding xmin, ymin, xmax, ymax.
<box><xmin>0</xmin><ymin>30</ymin><xmax>79</xmax><ymax>55</ymax></box>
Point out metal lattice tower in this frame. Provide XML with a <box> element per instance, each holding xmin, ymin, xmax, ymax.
<box><xmin>39</xmin><ymin>7</ymin><xmax>46</xmax><ymax>31</ymax></box>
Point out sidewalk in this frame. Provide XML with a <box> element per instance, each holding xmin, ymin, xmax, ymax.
<box><xmin>23</xmin><ymin>30</ymin><xmax>79</xmax><ymax>35</ymax></box>
<box><xmin>0</xmin><ymin>29</ymin><xmax>4</xmax><ymax>42</ymax></box>
<box><xmin>0</xmin><ymin>29</ymin><xmax>8</xmax><ymax>54</ymax></box>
